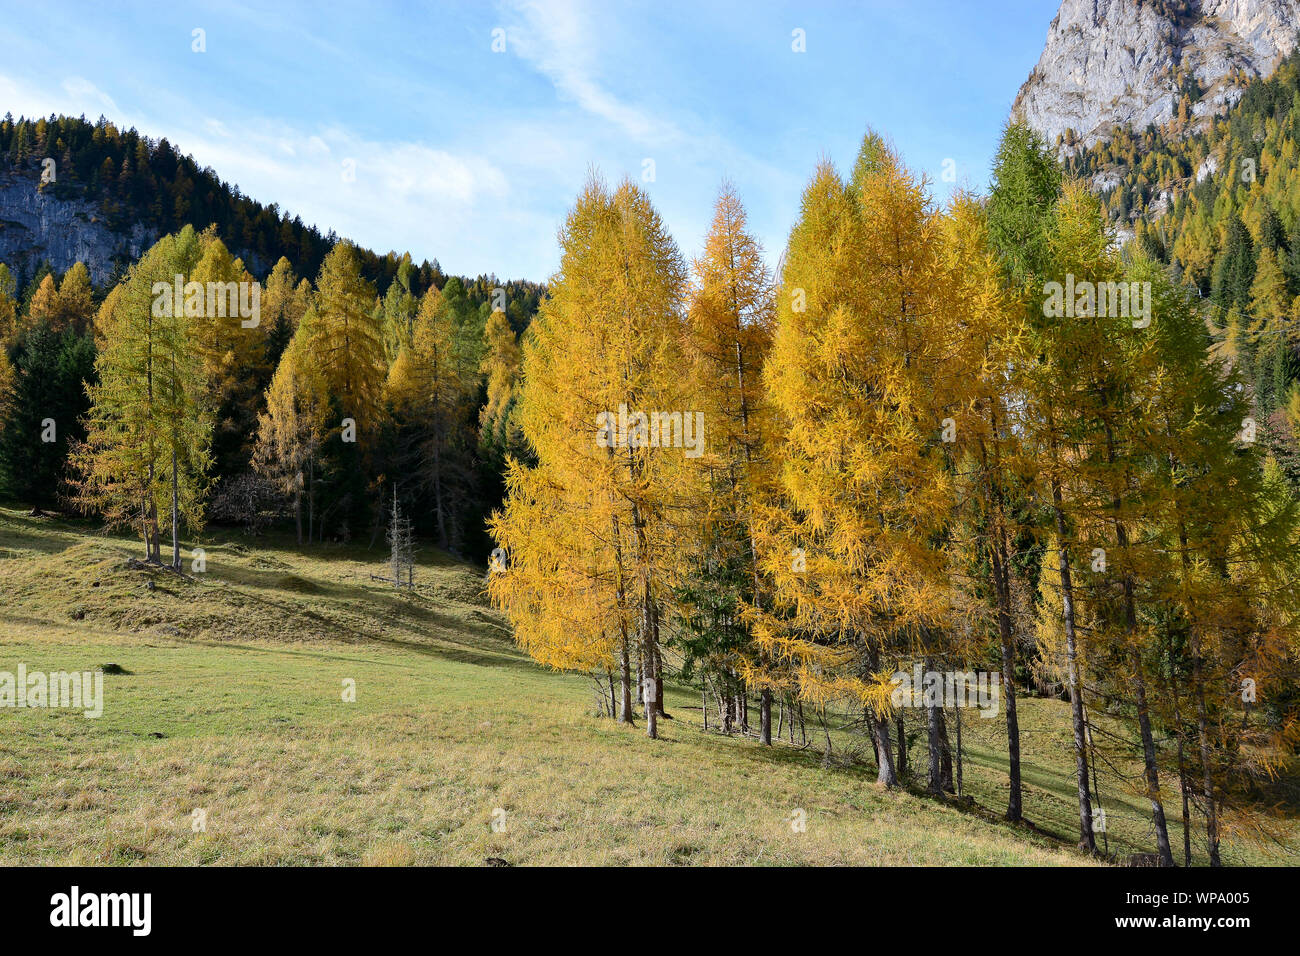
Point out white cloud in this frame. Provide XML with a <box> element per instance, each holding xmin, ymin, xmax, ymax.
<box><xmin>60</xmin><ymin>76</ymin><xmax>118</xmax><ymax>116</ymax></box>
<box><xmin>502</xmin><ymin>0</ymin><xmax>682</xmax><ymax>146</ymax></box>
<box><xmin>194</xmin><ymin>123</ymin><xmax>507</xmax><ymax>210</ymax></box>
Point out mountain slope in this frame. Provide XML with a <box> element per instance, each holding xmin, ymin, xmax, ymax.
<box><xmin>1014</xmin><ymin>0</ymin><xmax>1300</xmax><ymax>152</ymax></box>
<box><xmin>0</xmin><ymin>114</ymin><xmax>443</xmax><ymax>293</ymax></box>
<box><xmin>1063</xmin><ymin>46</ymin><xmax>1300</xmax><ymax>484</ymax></box>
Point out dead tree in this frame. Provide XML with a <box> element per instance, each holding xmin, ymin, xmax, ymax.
<box><xmin>386</xmin><ymin>487</ymin><xmax>415</xmax><ymax>588</ymax></box>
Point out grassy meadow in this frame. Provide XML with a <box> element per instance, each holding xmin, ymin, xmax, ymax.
<box><xmin>0</xmin><ymin>507</ymin><xmax>1293</xmax><ymax>866</ymax></box>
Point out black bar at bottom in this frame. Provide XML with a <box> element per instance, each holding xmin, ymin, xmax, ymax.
<box><xmin>0</xmin><ymin>864</ymin><xmax>1279</xmax><ymax>943</ymax></box>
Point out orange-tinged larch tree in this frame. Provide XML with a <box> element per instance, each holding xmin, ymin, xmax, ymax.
<box><xmin>26</xmin><ymin>273</ymin><xmax>60</xmax><ymax>330</ymax></box>
<box><xmin>301</xmin><ymin>240</ymin><xmax>385</xmax><ymax>445</ymax></box>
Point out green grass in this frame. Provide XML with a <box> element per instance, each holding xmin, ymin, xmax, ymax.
<box><xmin>0</xmin><ymin>507</ymin><xmax>1292</xmax><ymax>865</ymax></box>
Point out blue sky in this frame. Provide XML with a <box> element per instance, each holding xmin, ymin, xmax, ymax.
<box><xmin>0</xmin><ymin>0</ymin><xmax>1058</xmax><ymax>281</ymax></box>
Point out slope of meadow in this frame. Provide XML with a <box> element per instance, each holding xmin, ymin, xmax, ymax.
<box><xmin>0</xmin><ymin>508</ymin><xmax>1291</xmax><ymax>866</ymax></box>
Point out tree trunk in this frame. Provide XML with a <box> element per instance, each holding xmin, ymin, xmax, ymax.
<box><xmin>170</xmin><ymin>448</ymin><xmax>180</xmax><ymax>569</ymax></box>
<box><xmin>652</xmin><ymin>616</ymin><xmax>668</xmax><ymax>719</ymax></box>
<box><xmin>1053</xmin><ymin>484</ymin><xmax>1096</xmax><ymax>853</ymax></box>
<box><xmin>867</xmin><ymin>643</ymin><xmax>899</xmax><ymax>787</ymax></box>
<box><xmin>1170</xmin><ymin>646</ymin><xmax>1192</xmax><ymax>867</ymax></box>
<box><xmin>611</xmin><ymin>507</ymin><xmax>634</xmax><ymax>725</ymax></box>
<box><xmin>926</xmin><ymin>681</ymin><xmax>945</xmax><ymax>794</ymax></box>
<box><xmin>149</xmin><ymin>498</ymin><xmax>160</xmax><ymax>562</ymax></box>
<box><xmin>1084</xmin><ymin>703</ymin><xmax>1110</xmax><ymax>857</ymax></box>
<box><xmin>923</xmin><ymin>654</ymin><xmax>954</xmax><ymax>794</ymax></box>
<box><xmin>1192</xmin><ymin>650</ymin><xmax>1221</xmax><ymax>866</ymax></box>
<box><xmin>1105</xmin><ymin>420</ymin><xmax>1173</xmax><ymax>865</ymax></box>
<box><xmin>895</xmin><ymin>709</ymin><xmax>908</xmax><ymax>779</ymax></box>
<box><xmin>618</xmin><ymin>634</ymin><xmax>634</xmax><ymax>724</ymax></box>
<box><xmin>643</xmin><ymin>585</ymin><xmax>657</xmax><ymax>740</ymax></box>
<box><xmin>760</xmin><ymin>688</ymin><xmax>772</xmax><ymax>746</ymax></box>
<box><xmin>1133</xmin><ymin>665</ymin><xmax>1175</xmax><ymax>866</ymax></box>
<box><xmin>979</xmin><ymin>426</ymin><xmax>1022</xmax><ymax>820</ymax></box>
<box><xmin>145</xmin><ymin>461</ymin><xmax>160</xmax><ymax>562</ymax></box>
<box><xmin>1179</xmin><ymin>748</ymin><xmax>1191</xmax><ymax>866</ymax></box>
<box><xmin>991</xmin><ymin>541</ymin><xmax>1022</xmax><ymax>819</ymax></box>
<box><xmin>954</xmin><ymin>704</ymin><xmax>964</xmax><ymax>798</ymax></box>
<box><xmin>1172</xmin><ymin>511</ymin><xmax>1219</xmax><ymax>867</ymax></box>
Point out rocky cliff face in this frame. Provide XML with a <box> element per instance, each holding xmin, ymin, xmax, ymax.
<box><xmin>1014</xmin><ymin>0</ymin><xmax>1300</xmax><ymax>151</ymax></box>
<box><xmin>0</xmin><ymin>168</ymin><xmax>156</xmax><ymax>285</ymax></box>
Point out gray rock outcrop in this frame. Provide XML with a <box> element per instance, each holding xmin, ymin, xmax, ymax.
<box><xmin>1013</xmin><ymin>0</ymin><xmax>1300</xmax><ymax>152</ymax></box>
<box><xmin>0</xmin><ymin>168</ymin><xmax>156</xmax><ymax>284</ymax></box>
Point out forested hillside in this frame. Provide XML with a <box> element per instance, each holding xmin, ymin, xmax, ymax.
<box><xmin>1064</xmin><ymin>45</ymin><xmax>1300</xmax><ymax>478</ymax></box>
<box><xmin>0</xmin><ymin>113</ymin><xmax>544</xmax><ymax>561</ymax></box>
<box><xmin>1</xmin><ymin>113</ymin><xmax>435</xmax><ymax>292</ymax></box>
<box><xmin>0</xmin><ymin>114</ymin><xmax>544</xmax><ymax>323</ymax></box>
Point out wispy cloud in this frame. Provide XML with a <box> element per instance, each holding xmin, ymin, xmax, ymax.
<box><xmin>0</xmin><ymin>73</ymin><xmax>120</xmax><ymax>121</ymax></box>
<box><xmin>60</xmin><ymin>77</ymin><xmax>118</xmax><ymax>116</ymax></box>
<box><xmin>502</xmin><ymin>0</ymin><xmax>683</xmax><ymax>145</ymax></box>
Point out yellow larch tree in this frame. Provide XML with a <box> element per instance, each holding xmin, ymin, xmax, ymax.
<box><xmin>937</xmin><ymin>192</ymin><xmax>1029</xmax><ymax>807</ymax></box>
<box><xmin>55</xmin><ymin>262</ymin><xmax>95</xmax><ymax>334</ymax></box>
<box><xmin>72</xmin><ymin>227</ymin><xmax>212</xmax><ymax>566</ymax></box>
<box><xmin>478</xmin><ymin>307</ymin><xmax>522</xmax><ymax>461</ymax></box>
<box><xmin>261</xmin><ymin>257</ymin><xmax>311</xmax><ymax>369</ymax></box>
<box><xmin>26</xmin><ymin>274</ymin><xmax>59</xmax><ymax>329</ymax></box>
<box><xmin>253</xmin><ymin>326</ymin><xmax>327</xmax><ymax>545</ymax></box>
<box><xmin>490</xmin><ymin>174</ymin><xmax>691</xmax><ymax>739</ymax></box>
<box><xmin>678</xmin><ymin>181</ymin><xmax>780</xmax><ymax>741</ymax></box>
<box><xmin>754</xmin><ymin>135</ymin><xmax>962</xmax><ymax>786</ymax></box>
<box><xmin>301</xmin><ymin>240</ymin><xmax>385</xmax><ymax>445</ymax></box>
<box><xmin>189</xmin><ymin>232</ymin><xmax>267</xmax><ymax>476</ymax></box>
